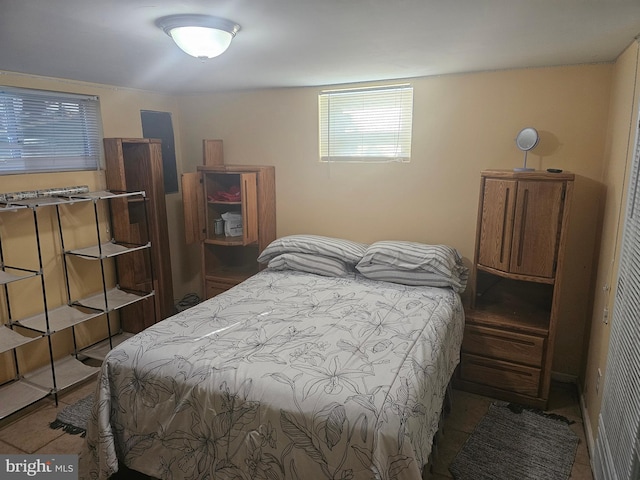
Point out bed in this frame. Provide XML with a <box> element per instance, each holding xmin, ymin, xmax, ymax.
<box><xmin>80</xmin><ymin>236</ymin><xmax>467</xmax><ymax>480</ymax></box>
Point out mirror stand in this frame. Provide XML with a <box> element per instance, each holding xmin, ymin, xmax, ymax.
<box><xmin>514</xmin><ymin>127</ymin><xmax>539</xmax><ymax>172</ymax></box>
<box><xmin>514</xmin><ymin>151</ymin><xmax>534</xmax><ymax>172</ymax></box>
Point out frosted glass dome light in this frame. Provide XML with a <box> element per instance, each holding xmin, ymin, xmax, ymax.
<box><xmin>156</xmin><ymin>15</ymin><xmax>241</xmax><ymax>59</ymax></box>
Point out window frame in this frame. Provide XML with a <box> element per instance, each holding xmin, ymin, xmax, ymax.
<box><xmin>0</xmin><ymin>86</ymin><xmax>102</xmax><ymax>175</ymax></box>
<box><xmin>319</xmin><ymin>83</ymin><xmax>414</xmax><ymax>163</ymax></box>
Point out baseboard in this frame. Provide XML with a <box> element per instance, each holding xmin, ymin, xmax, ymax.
<box><xmin>550</xmin><ymin>374</ymin><xmax>595</xmax><ymax>447</ymax></box>
<box><xmin>551</xmin><ymin>371</ymin><xmax>579</xmax><ymax>384</ymax></box>
<box><xmin>579</xmin><ymin>391</ymin><xmax>598</xmax><ymax>476</ymax></box>
<box><xmin>549</xmin><ymin>372</ymin><xmax>597</xmax><ymax>475</ymax></box>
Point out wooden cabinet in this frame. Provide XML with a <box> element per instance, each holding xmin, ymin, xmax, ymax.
<box><xmin>455</xmin><ymin>170</ymin><xmax>574</xmax><ymax>408</ymax></box>
<box><xmin>182</xmin><ymin>164</ymin><xmax>275</xmax><ymax>299</ymax></box>
<box><xmin>103</xmin><ymin>138</ymin><xmax>175</xmax><ymax>332</ymax></box>
<box><xmin>477</xmin><ymin>178</ymin><xmax>565</xmax><ymax>278</ymax></box>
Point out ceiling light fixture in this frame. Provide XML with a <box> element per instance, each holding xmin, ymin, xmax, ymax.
<box><xmin>156</xmin><ymin>14</ymin><xmax>241</xmax><ymax>59</ymax></box>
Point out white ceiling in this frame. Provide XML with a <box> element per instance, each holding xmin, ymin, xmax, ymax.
<box><xmin>2</xmin><ymin>0</ymin><xmax>640</xmax><ymax>94</ymax></box>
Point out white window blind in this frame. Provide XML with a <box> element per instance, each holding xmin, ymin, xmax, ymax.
<box><xmin>594</xmin><ymin>118</ymin><xmax>640</xmax><ymax>480</ymax></box>
<box><xmin>319</xmin><ymin>84</ymin><xmax>413</xmax><ymax>163</ymax></box>
<box><xmin>0</xmin><ymin>86</ymin><xmax>101</xmax><ymax>174</ymax></box>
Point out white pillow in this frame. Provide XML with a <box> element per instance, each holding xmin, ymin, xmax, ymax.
<box><xmin>356</xmin><ymin>241</ymin><xmax>468</xmax><ymax>292</ymax></box>
<box><xmin>267</xmin><ymin>253</ymin><xmax>352</xmax><ymax>277</ymax></box>
<box><xmin>258</xmin><ymin>235</ymin><xmax>368</xmax><ymax>265</ymax></box>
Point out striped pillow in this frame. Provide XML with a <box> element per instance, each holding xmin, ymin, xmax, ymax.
<box><xmin>258</xmin><ymin>235</ymin><xmax>368</xmax><ymax>265</ymax></box>
<box><xmin>356</xmin><ymin>241</ymin><xmax>468</xmax><ymax>292</ymax></box>
<box><xmin>267</xmin><ymin>253</ymin><xmax>352</xmax><ymax>277</ymax></box>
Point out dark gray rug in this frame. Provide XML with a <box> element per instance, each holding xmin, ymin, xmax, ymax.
<box><xmin>50</xmin><ymin>393</ymin><xmax>94</xmax><ymax>437</ymax></box>
<box><xmin>449</xmin><ymin>402</ymin><xmax>579</xmax><ymax>480</ymax></box>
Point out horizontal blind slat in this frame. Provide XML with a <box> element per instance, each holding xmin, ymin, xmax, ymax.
<box><xmin>319</xmin><ymin>84</ymin><xmax>413</xmax><ymax>162</ymax></box>
<box><xmin>0</xmin><ymin>87</ymin><xmax>102</xmax><ymax>174</ymax></box>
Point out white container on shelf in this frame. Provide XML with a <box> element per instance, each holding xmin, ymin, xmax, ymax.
<box><xmin>221</xmin><ymin>212</ymin><xmax>242</xmax><ymax>237</ymax></box>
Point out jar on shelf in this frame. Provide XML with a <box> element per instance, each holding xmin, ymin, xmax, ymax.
<box><xmin>214</xmin><ymin>218</ymin><xmax>224</xmax><ymax>236</ymax></box>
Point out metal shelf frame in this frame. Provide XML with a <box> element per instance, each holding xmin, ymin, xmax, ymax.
<box><xmin>0</xmin><ymin>199</ymin><xmax>78</xmax><ymax>419</ymax></box>
<box><xmin>0</xmin><ymin>190</ymin><xmax>157</xmax><ymax>420</ymax></box>
<box><xmin>57</xmin><ymin>190</ymin><xmax>156</xmax><ymax>354</ymax></box>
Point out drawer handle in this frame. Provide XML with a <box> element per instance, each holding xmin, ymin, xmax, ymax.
<box><xmin>500</xmin><ymin>187</ymin><xmax>510</xmax><ymax>264</ymax></box>
<box><xmin>516</xmin><ymin>189</ymin><xmax>529</xmax><ymax>267</ymax></box>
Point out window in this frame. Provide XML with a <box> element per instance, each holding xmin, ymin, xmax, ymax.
<box><xmin>319</xmin><ymin>84</ymin><xmax>413</xmax><ymax>163</ymax></box>
<box><xmin>0</xmin><ymin>86</ymin><xmax>102</xmax><ymax>174</ymax></box>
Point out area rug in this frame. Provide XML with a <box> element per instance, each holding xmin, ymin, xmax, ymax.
<box><xmin>50</xmin><ymin>393</ymin><xmax>94</xmax><ymax>437</ymax></box>
<box><xmin>449</xmin><ymin>402</ymin><xmax>579</xmax><ymax>480</ymax></box>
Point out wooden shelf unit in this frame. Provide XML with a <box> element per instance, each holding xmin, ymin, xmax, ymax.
<box><xmin>182</xmin><ymin>145</ymin><xmax>275</xmax><ymax>299</ymax></box>
<box><xmin>104</xmin><ymin>138</ymin><xmax>174</xmax><ymax>332</ymax></box>
<box><xmin>455</xmin><ymin>169</ymin><xmax>574</xmax><ymax>408</ymax></box>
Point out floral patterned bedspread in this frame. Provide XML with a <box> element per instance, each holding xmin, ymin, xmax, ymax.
<box><xmin>80</xmin><ymin>270</ymin><xmax>464</xmax><ymax>480</ymax></box>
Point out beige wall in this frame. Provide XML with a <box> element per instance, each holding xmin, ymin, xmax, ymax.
<box><xmin>581</xmin><ymin>41</ymin><xmax>640</xmax><ymax>445</ymax></box>
<box><xmin>177</xmin><ymin>64</ymin><xmax>612</xmax><ymax>378</ymax></box>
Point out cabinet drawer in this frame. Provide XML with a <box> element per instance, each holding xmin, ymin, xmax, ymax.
<box><xmin>462</xmin><ymin>324</ymin><xmax>545</xmax><ymax>367</ymax></box>
<box><xmin>460</xmin><ymin>353</ymin><xmax>541</xmax><ymax>397</ymax></box>
<box><xmin>205</xmin><ymin>279</ymin><xmax>240</xmax><ymax>299</ymax></box>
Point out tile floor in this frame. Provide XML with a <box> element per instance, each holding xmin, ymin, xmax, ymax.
<box><xmin>0</xmin><ymin>378</ymin><xmax>95</xmax><ymax>457</ymax></box>
<box><xmin>0</xmin><ymin>378</ymin><xmax>593</xmax><ymax>480</ymax></box>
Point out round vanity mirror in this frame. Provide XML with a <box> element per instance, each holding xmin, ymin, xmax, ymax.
<box><xmin>516</xmin><ymin>127</ymin><xmax>539</xmax><ymax>151</ymax></box>
<box><xmin>514</xmin><ymin>127</ymin><xmax>539</xmax><ymax>171</ymax></box>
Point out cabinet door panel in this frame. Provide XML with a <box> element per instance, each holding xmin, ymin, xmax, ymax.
<box><xmin>182</xmin><ymin>172</ymin><xmax>205</xmax><ymax>245</ymax></box>
<box><xmin>510</xmin><ymin>180</ymin><xmax>563</xmax><ymax>278</ymax></box>
<box><xmin>240</xmin><ymin>173</ymin><xmax>259</xmax><ymax>245</ymax></box>
<box><xmin>477</xmin><ymin>179</ymin><xmax>517</xmax><ymax>272</ymax></box>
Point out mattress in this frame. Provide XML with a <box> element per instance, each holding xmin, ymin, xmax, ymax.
<box><xmin>80</xmin><ymin>269</ymin><xmax>464</xmax><ymax>480</ymax></box>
